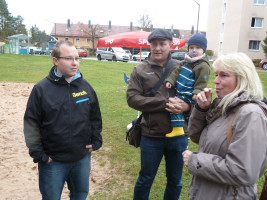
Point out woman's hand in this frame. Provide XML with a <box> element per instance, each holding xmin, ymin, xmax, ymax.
<box><xmin>166</xmin><ymin>97</ymin><xmax>190</xmax><ymax>114</ymax></box>
<box><xmin>182</xmin><ymin>150</ymin><xmax>193</xmax><ymax>167</ymax></box>
<box><xmin>196</xmin><ymin>88</ymin><xmax>213</xmax><ymax>110</ymax></box>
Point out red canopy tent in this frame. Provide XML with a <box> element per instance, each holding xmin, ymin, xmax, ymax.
<box><xmin>97</xmin><ymin>31</ymin><xmax>186</xmax><ymax>50</ymax></box>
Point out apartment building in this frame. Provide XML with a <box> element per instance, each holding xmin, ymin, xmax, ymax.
<box><xmin>207</xmin><ymin>0</ymin><xmax>267</xmax><ymax>59</ymax></box>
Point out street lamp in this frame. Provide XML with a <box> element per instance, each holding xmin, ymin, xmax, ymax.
<box><xmin>193</xmin><ymin>0</ymin><xmax>200</xmax><ymax>33</ymax></box>
<box><xmin>45</xmin><ymin>19</ymin><xmax>57</xmax><ymax>36</ymax></box>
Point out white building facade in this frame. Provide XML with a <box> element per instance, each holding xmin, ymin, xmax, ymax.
<box><xmin>207</xmin><ymin>0</ymin><xmax>267</xmax><ymax>59</ymax></box>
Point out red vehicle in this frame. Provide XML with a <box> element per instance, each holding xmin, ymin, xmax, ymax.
<box><xmin>259</xmin><ymin>59</ymin><xmax>267</xmax><ymax>70</ymax></box>
<box><xmin>77</xmin><ymin>49</ymin><xmax>88</xmax><ymax>57</ymax></box>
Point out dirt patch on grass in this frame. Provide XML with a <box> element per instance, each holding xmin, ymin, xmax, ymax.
<box><xmin>0</xmin><ymin>82</ymin><xmax>112</xmax><ymax>199</ymax></box>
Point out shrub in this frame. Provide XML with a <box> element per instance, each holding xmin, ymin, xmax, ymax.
<box><xmin>206</xmin><ymin>50</ymin><xmax>214</xmax><ymax>57</ymax></box>
<box><xmin>177</xmin><ymin>47</ymin><xmax>187</xmax><ymax>52</ymax></box>
<box><xmin>252</xmin><ymin>59</ymin><xmax>261</xmax><ymax>68</ymax></box>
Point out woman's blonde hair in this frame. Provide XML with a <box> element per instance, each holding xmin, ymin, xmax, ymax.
<box><xmin>213</xmin><ymin>52</ymin><xmax>263</xmax><ymax>114</ymax></box>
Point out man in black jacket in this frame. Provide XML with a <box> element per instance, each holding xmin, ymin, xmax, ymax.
<box><xmin>24</xmin><ymin>40</ymin><xmax>102</xmax><ymax>200</ymax></box>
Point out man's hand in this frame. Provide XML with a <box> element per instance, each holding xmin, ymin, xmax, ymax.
<box><xmin>166</xmin><ymin>97</ymin><xmax>190</xmax><ymax>114</ymax></box>
<box><xmin>46</xmin><ymin>157</ymin><xmax>52</xmax><ymax>164</ymax></box>
<box><xmin>86</xmin><ymin>145</ymin><xmax>93</xmax><ymax>152</ymax></box>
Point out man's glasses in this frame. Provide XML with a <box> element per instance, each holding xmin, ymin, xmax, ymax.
<box><xmin>57</xmin><ymin>57</ymin><xmax>81</xmax><ymax>62</ymax></box>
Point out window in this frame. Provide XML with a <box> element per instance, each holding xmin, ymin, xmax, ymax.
<box><xmin>251</xmin><ymin>18</ymin><xmax>263</xmax><ymax>28</ymax></box>
<box><xmin>76</xmin><ymin>38</ymin><xmax>80</xmax><ymax>43</ymax></box>
<box><xmin>98</xmin><ymin>47</ymin><xmax>107</xmax><ymax>51</ymax></box>
<box><xmin>223</xmin><ymin>3</ymin><xmax>226</xmax><ymax>13</ymax></box>
<box><xmin>65</xmin><ymin>38</ymin><xmax>69</xmax><ymax>41</ymax></box>
<box><xmin>87</xmin><ymin>39</ymin><xmax>91</xmax><ymax>44</ymax></box>
<box><xmin>249</xmin><ymin>40</ymin><xmax>260</xmax><ymax>50</ymax></box>
<box><xmin>254</xmin><ymin>0</ymin><xmax>265</xmax><ymax>5</ymax></box>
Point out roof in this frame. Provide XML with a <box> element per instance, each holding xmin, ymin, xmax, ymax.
<box><xmin>7</xmin><ymin>34</ymin><xmax>28</xmax><ymax>40</ymax></box>
<box><xmin>51</xmin><ymin>23</ymin><xmax>141</xmax><ymax>38</ymax></box>
<box><xmin>50</xmin><ymin>23</ymin><xmax>206</xmax><ymax>41</ymax></box>
<box><xmin>179</xmin><ymin>30</ymin><xmax>206</xmax><ymax>41</ymax></box>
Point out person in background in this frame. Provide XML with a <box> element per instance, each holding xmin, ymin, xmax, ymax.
<box><xmin>183</xmin><ymin>52</ymin><xmax>267</xmax><ymax>199</ymax></box>
<box><xmin>165</xmin><ymin>33</ymin><xmax>210</xmax><ymax>137</ymax></box>
<box><xmin>24</xmin><ymin>40</ymin><xmax>102</xmax><ymax>200</ymax></box>
<box><xmin>127</xmin><ymin>28</ymin><xmax>190</xmax><ymax>200</ymax></box>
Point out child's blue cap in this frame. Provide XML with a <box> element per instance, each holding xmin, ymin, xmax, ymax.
<box><xmin>188</xmin><ymin>33</ymin><xmax>207</xmax><ymax>52</ymax></box>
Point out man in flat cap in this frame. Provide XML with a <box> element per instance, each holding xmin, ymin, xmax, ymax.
<box><xmin>127</xmin><ymin>28</ymin><xmax>190</xmax><ymax>199</ymax></box>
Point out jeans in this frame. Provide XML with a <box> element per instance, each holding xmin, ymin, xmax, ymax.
<box><xmin>134</xmin><ymin>135</ymin><xmax>188</xmax><ymax>200</ymax></box>
<box><xmin>38</xmin><ymin>153</ymin><xmax>91</xmax><ymax>200</ymax></box>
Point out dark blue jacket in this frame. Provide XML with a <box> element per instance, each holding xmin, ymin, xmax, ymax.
<box><xmin>24</xmin><ymin>66</ymin><xmax>102</xmax><ymax>163</ymax></box>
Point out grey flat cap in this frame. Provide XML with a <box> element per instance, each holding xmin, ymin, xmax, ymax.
<box><xmin>148</xmin><ymin>29</ymin><xmax>173</xmax><ymax>42</ymax></box>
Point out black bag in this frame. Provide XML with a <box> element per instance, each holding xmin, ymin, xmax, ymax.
<box><xmin>126</xmin><ymin>59</ymin><xmax>174</xmax><ymax>148</ymax></box>
<box><xmin>126</xmin><ymin>114</ymin><xmax>142</xmax><ymax>148</ymax></box>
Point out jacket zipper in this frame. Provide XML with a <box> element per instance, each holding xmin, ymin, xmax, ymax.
<box><xmin>68</xmin><ymin>84</ymin><xmax>72</xmax><ymax>144</ymax></box>
<box><xmin>148</xmin><ymin>114</ymin><xmax>151</xmax><ymax>135</ymax></box>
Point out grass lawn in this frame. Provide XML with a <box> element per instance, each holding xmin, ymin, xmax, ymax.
<box><xmin>1</xmin><ymin>54</ymin><xmax>266</xmax><ymax>199</ymax></box>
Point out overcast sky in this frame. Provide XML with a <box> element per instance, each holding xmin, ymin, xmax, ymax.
<box><xmin>6</xmin><ymin>0</ymin><xmax>209</xmax><ymax>34</ymax></box>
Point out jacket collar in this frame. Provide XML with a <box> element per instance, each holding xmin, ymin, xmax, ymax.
<box><xmin>147</xmin><ymin>52</ymin><xmax>172</xmax><ymax>68</ymax></box>
<box><xmin>47</xmin><ymin>66</ymin><xmax>82</xmax><ymax>86</ymax></box>
<box><xmin>206</xmin><ymin>91</ymin><xmax>267</xmax><ymax>124</ymax></box>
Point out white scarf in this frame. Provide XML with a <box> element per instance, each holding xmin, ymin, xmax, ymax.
<box><xmin>185</xmin><ymin>53</ymin><xmax>206</xmax><ymax>63</ymax></box>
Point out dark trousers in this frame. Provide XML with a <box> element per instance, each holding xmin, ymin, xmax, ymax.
<box><xmin>134</xmin><ymin>135</ymin><xmax>188</xmax><ymax>200</ymax></box>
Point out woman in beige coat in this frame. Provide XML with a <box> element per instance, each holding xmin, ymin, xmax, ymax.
<box><xmin>183</xmin><ymin>52</ymin><xmax>267</xmax><ymax>200</ymax></box>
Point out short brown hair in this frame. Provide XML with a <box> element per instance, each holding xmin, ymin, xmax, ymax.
<box><xmin>51</xmin><ymin>40</ymin><xmax>74</xmax><ymax>58</ymax></box>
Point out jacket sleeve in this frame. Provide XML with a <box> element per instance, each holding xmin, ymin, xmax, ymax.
<box><xmin>127</xmin><ymin>66</ymin><xmax>169</xmax><ymax>113</ymax></box>
<box><xmin>187</xmin><ymin>106</ymin><xmax>208</xmax><ymax>144</ymax></box>
<box><xmin>24</xmin><ymin>86</ymin><xmax>49</xmax><ymax>163</ymax></box>
<box><xmin>89</xmin><ymin>91</ymin><xmax>102</xmax><ymax>151</ymax></box>
<box><xmin>192</xmin><ymin>62</ymin><xmax>211</xmax><ymax>95</ymax></box>
<box><xmin>188</xmin><ymin>105</ymin><xmax>267</xmax><ymax>186</ymax></box>
<box><xmin>165</xmin><ymin>65</ymin><xmax>181</xmax><ymax>86</ymax></box>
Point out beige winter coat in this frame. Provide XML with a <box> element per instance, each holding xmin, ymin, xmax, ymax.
<box><xmin>187</xmin><ymin>92</ymin><xmax>267</xmax><ymax>200</ymax></box>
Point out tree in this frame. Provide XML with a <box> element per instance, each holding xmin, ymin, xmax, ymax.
<box><xmin>79</xmin><ymin>24</ymin><xmax>101</xmax><ymax>53</ymax></box>
<box><xmin>13</xmin><ymin>15</ymin><xmax>27</xmax><ymax>34</ymax></box>
<box><xmin>30</xmin><ymin>25</ymin><xmax>47</xmax><ymax>47</ymax></box>
<box><xmin>0</xmin><ymin>0</ymin><xmax>26</xmax><ymax>42</ymax></box>
<box><xmin>0</xmin><ymin>0</ymin><xmax>49</xmax><ymax>47</ymax></box>
<box><xmin>262</xmin><ymin>32</ymin><xmax>267</xmax><ymax>58</ymax></box>
<box><xmin>137</xmin><ymin>11</ymin><xmax>153</xmax><ymax>32</ymax></box>
<box><xmin>88</xmin><ymin>24</ymin><xmax>100</xmax><ymax>52</ymax></box>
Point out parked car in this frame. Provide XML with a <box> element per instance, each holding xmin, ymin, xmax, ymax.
<box><xmin>32</xmin><ymin>49</ymin><xmax>42</xmax><ymax>55</ymax></box>
<box><xmin>77</xmin><ymin>49</ymin><xmax>88</xmax><ymax>57</ymax></box>
<box><xmin>40</xmin><ymin>50</ymin><xmax>47</xmax><ymax>55</ymax></box>
<box><xmin>132</xmin><ymin>51</ymin><xmax>150</xmax><ymax>61</ymax></box>
<box><xmin>96</xmin><ymin>47</ymin><xmax>129</xmax><ymax>62</ymax></box>
<box><xmin>259</xmin><ymin>59</ymin><xmax>267</xmax><ymax>70</ymax></box>
<box><xmin>171</xmin><ymin>51</ymin><xmax>186</xmax><ymax>61</ymax></box>
<box><xmin>124</xmin><ymin>50</ymin><xmax>132</xmax><ymax>60</ymax></box>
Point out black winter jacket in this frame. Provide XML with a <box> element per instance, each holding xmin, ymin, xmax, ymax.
<box><xmin>24</xmin><ymin>66</ymin><xmax>102</xmax><ymax>163</ymax></box>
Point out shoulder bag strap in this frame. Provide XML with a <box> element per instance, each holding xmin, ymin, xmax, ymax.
<box><xmin>227</xmin><ymin>103</ymin><xmax>267</xmax><ymax>147</ymax></box>
<box><xmin>149</xmin><ymin>59</ymin><xmax>174</xmax><ymax>97</ymax></box>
